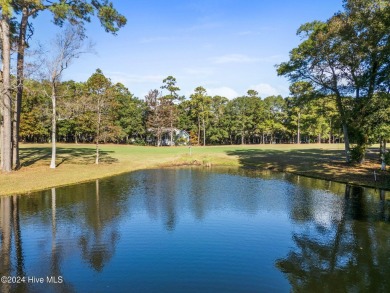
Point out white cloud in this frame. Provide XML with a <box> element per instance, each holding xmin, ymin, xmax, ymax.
<box><xmin>249</xmin><ymin>83</ymin><xmax>280</xmax><ymax>97</ymax></box>
<box><xmin>261</xmin><ymin>55</ymin><xmax>286</xmax><ymax>63</ymax></box>
<box><xmin>212</xmin><ymin>54</ymin><xmax>285</xmax><ymax>64</ymax></box>
<box><xmin>184</xmin><ymin>67</ymin><xmax>215</xmax><ymax>76</ymax></box>
<box><xmin>139</xmin><ymin>36</ymin><xmax>172</xmax><ymax>44</ymax></box>
<box><xmin>238</xmin><ymin>31</ymin><xmax>256</xmax><ymax>36</ymax></box>
<box><xmin>180</xmin><ymin>22</ymin><xmax>222</xmax><ymax>33</ymax></box>
<box><xmin>206</xmin><ymin>87</ymin><xmax>239</xmax><ymax>99</ymax></box>
<box><xmin>107</xmin><ymin>72</ymin><xmax>165</xmax><ymax>84</ymax></box>
<box><xmin>212</xmin><ymin>54</ymin><xmax>260</xmax><ymax>64</ymax></box>
<box><xmin>237</xmin><ymin>27</ymin><xmax>278</xmax><ymax>36</ymax></box>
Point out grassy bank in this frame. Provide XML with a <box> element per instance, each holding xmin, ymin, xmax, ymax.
<box><xmin>0</xmin><ymin>143</ymin><xmax>389</xmax><ymax>196</ymax></box>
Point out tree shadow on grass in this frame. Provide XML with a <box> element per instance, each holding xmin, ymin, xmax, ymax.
<box><xmin>225</xmin><ymin>147</ymin><xmax>390</xmax><ymax>188</ymax></box>
<box><xmin>225</xmin><ymin>148</ymin><xmax>345</xmax><ymax>172</ymax></box>
<box><xmin>20</xmin><ymin>146</ymin><xmax>118</xmax><ymax>168</ymax></box>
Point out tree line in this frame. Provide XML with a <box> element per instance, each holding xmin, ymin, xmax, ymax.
<box><xmin>18</xmin><ymin>71</ymin><xmax>384</xmax><ymax>149</ymax></box>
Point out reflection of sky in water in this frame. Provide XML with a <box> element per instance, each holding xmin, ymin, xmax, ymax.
<box><xmin>311</xmin><ymin>190</ymin><xmax>344</xmax><ymax>228</ymax></box>
<box><xmin>1</xmin><ymin>168</ymin><xmax>389</xmax><ymax>293</ymax></box>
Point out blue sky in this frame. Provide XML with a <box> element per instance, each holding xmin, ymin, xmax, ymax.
<box><xmin>32</xmin><ymin>0</ymin><xmax>343</xmax><ymax>99</ymax></box>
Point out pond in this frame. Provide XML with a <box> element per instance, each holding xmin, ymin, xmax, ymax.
<box><xmin>0</xmin><ymin>168</ymin><xmax>389</xmax><ymax>292</ymax></box>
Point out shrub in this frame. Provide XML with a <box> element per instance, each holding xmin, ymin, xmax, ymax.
<box><xmin>133</xmin><ymin>138</ymin><xmax>146</xmax><ymax>146</ymax></box>
<box><xmin>384</xmin><ymin>151</ymin><xmax>390</xmax><ymax>165</ymax></box>
<box><xmin>350</xmin><ymin>144</ymin><xmax>367</xmax><ymax>163</ymax></box>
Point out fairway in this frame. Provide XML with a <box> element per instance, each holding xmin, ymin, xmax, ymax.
<box><xmin>0</xmin><ymin>143</ymin><xmax>388</xmax><ymax>196</ymax></box>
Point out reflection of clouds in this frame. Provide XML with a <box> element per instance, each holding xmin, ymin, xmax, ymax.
<box><xmin>277</xmin><ymin>183</ymin><xmax>390</xmax><ymax>292</ymax></box>
<box><xmin>313</xmin><ymin>210</ymin><xmax>334</xmax><ymax>229</ymax></box>
<box><xmin>312</xmin><ymin>192</ymin><xmax>344</xmax><ymax>229</ymax></box>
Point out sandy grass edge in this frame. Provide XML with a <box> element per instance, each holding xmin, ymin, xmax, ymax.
<box><xmin>1</xmin><ymin>144</ymin><xmax>389</xmax><ymax>196</ymax></box>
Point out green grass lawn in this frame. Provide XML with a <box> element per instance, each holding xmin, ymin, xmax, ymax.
<box><xmin>0</xmin><ymin>143</ymin><xmax>388</xmax><ymax>196</ymax></box>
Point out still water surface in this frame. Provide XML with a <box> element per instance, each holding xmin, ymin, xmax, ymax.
<box><xmin>0</xmin><ymin>168</ymin><xmax>389</xmax><ymax>292</ymax></box>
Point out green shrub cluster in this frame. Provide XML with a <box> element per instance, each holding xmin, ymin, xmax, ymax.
<box><xmin>384</xmin><ymin>151</ymin><xmax>390</xmax><ymax>165</ymax></box>
<box><xmin>350</xmin><ymin>145</ymin><xmax>367</xmax><ymax>163</ymax></box>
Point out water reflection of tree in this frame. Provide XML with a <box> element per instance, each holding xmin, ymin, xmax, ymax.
<box><xmin>0</xmin><ymin>196</ymin><xmax>28</xmax><ymax>292</ymax></box>
<box><xmin>142</xmin><ymin>168</ymin><xmax>302</xmax><ymax>228</ymax></box>
<box><xmin>54</xmin><ymin>175</ymin><xmax>135</xmax><ymax>272</ymax></box>
<box><xmin>277</xmin><ymin>185</ymin><xmax>390</xmax><ymax>292</ymax></box>
<box><xmin>78</xmin><ymin>180</ymin><xmax>121</xmax><ymax>272</ymax></box>
<box><xmin>50</xmin><ymin>188</ymin><xmax>76</xmax><ymax>293</ymax></box>
<box><xmin>1</xmin><ymin>193</ymin><xmax>76</xmax><ymax>293</ymax></box>
<box><xmin>189</xmin><ymin>169</ymin><xmax>209</xmax><ymax>220</ymax></box>
<box><xmin>143</xmin><ymin>170</ymin><xmax>178</xmax><ymax>231</ymax></box>
<box><xmin>142</xmin><ymin>168</ymin><xmax>267</xmax><ymax>228</ymax></box>
<box><xmin>1</xmin><ymin>197</ymin><xmax>12</xmax><ymax>293</ymax></box>
<box><xmin>1</xmin><ymin>174</ymin><xmax>135</xmax><ymax>292</ymax></box>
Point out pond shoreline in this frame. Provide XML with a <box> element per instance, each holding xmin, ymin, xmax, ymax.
<box><xmin>2</xmin><ymin>159</ymin><xmax>388</xmax><ymax>197</ymax></box>
<box><xmin>0</xmin><ymin>144</ymin><xmax>389</xmax><ymax>196</ymax></box>
<box><xmin>164</xmin><ymin>160</ymin><xmax>390</xmax><ymax>192</ymax></box>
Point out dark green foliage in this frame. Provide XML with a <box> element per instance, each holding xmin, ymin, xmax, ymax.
<box><xmin>277</xmin><ymin>0</ymin><xmax>390</xmax><ymax>163</ymax></box>
<box><xmin>385</xmin><ymin>151</ymin><xmax>390</xmax><ymax>165</ymax></box>
<box><xmin>111</xmin><ymin>83</ymin><xmax>147</xmax><ymax>143</ymax></box>
<box><xmin>132</xmin><ymin>138</ymin><xmax>146</xmax><ymax>146</ymax></box>
<box><xmin>17</xmin><ymin>77</ymin><xmax>389</xmax><ymax>149</ymax></box>
<box><xmin>47</xmin><ymin>0</ymin><xmax>126</xmax><ymax>33</ymax></box>
<box><xmin>350</xmin><ymin>144</ymin><xmax>367</xmax><ymax>163</ymax></box>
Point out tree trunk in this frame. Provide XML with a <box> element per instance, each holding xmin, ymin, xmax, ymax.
<box><xmin>335</xmin><ymin>94</ymin><xmax>350</xmax><ymax>163</ymax></box>
<box><xmin>95</xmin><ymin>138</ymin><xmax>100</xmax><ymax>164</ymax></box>
<box><xmin>50</xmin><ymin>83</ymin><xmax>57</xmax><ymax>169</ymax></box>
<box><xmin>1</xmin><ymin>15</ymin><xmax>13</xmax><ymax>172</ymax></box>
<box><xmin>156</xmin><ymin>127</ymin><xmax>161</xmax><ymax>147</ymax></box>
<box><xmin>170</xmin><ymin>109</ymin><xmax>173</xmax><ymax>146</ymax></box>
<box><xmin>342</xmin><ymin>123</ymin><xmax>351</xmax><ymax>162</ymax></box>
<box><xmin>95</xmin><ymin>105</ymin><xmax>101</xmax><ymax>164</ymax></box>
<box><xmin>197</xmin><ymin>117</ymin><xmax>201</xmax><ymax>146</ymax></box>
<box><xmin>380</xmin><ymin>138</ymin><xmax>386</xmax><ymax>171</ymax></box>
<box><xmin>203</xmin><ymin>117</ymin><xmax>206</xmax><ymax>146</ymax></box>
<box><xmin>13</xmin><ymin>8</ymin><xmax>29</xmax><ymax>170</ymax></box>
<box><xmin>297</xmin><ymin>112</ymin><xmax>300</xmax><ymax>144</ymax></box>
